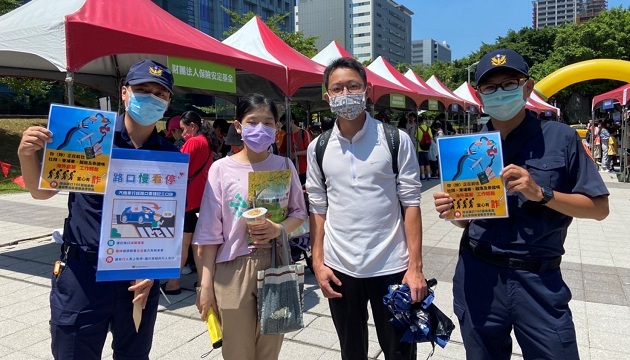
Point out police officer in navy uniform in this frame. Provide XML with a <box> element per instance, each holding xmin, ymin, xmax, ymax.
<box><xmin>18</xmin><ymin>60</ymin><xmax>179</xmax><ymax>359</ymax></box>
<box><xmin>433</xmin><ymin>49</ymin><xmax>609</xmax><ymax>359</ymax></box>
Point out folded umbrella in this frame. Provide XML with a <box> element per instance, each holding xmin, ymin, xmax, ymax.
<box><xmin>383</xmin><ymin>279</ymin><xmax>455</xmax><ymax>356</ymax></box>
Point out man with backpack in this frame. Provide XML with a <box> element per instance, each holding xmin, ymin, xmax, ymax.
<box><xmin>416</xmin><ymin>116</ymin><xmax>433</xmax><ymax>181</ymax></box>
<box><xmin>305</xmin><ymin>57</ymin><xmax>426</xmax><ymax>360</ymax></box>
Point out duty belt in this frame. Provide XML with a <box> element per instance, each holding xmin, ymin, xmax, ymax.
<box><xmin>460</xmin><ymin>239</ymin><xmax>561</xmax><ymax>272</ymax></box>
<box><xmin>61</xmin><ymin>243</ymin><xmax>98</xmax><ymax>263</ymax></box>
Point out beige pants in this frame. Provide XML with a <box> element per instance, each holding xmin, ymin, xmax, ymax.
<box><xmin>214</xmin><ymin>248</ymin><xmax>284</xmax><ymax>360</ymax></box>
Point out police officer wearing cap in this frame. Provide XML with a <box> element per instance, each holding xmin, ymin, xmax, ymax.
<box><xmin>433</xmin><ymin>49</ymin><xmax>609</xmax><ymax>359</ymax></box>
<box><xmin>18</xmin><ymin>59</ymin><xmax>179</xmax><ymax>359</ymax></box>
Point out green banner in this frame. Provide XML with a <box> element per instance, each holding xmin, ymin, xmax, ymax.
<box><xmin>167</xmin><ymin>57</ymin><xmax>236</xmax><ymax>93</ymax></box>
<box><xmin>390</xmin><ymin>94</ymin><xmax>405</xmax><ymax>109</ymax></box>
<box><xmin>428</xmin><ymin>99</ymin><xmax>439</xmax><ymax>111</ymax></box>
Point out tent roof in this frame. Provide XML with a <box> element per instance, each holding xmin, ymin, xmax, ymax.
<box><xmin>224</xmin><ymin>17</ymin><xmax>325</xmax><ymax>96</ymax></box>
<box><xmin>402</xmin><ymin>70</ymin><xmax>454</xmax><ymax>108</ymax></box>
<box><xmin>369</xmin><ymin>57</ymin><xmax>454</xmax><ymax>107</ymax></box>
<box><xmin>529</xmin><ymin>91</ymin><xmax>560</xmax><ymax>116</ymax></box>
<box><xmin>425</xmin><ymin>75</ymin><xmax>468</xmax><ymax>109</ymax></box>
<box><xmin>453</xmin><ymin>82</ymin><xmax>481</xmax><ymax>108</ymax></box>
<box><xmin>592</xmin><ymin>83</ymin><xmax>630</xmax><ymax>109</ymax></box>
<box><xmin>312</xmin><ymin>41</ymin><xmax>418</xmax><ymax>104</ymax></box>
<box><xmin>0</xmin><ymin>0</ymin><xmax>287</xmax><ymax>97</ymax></box>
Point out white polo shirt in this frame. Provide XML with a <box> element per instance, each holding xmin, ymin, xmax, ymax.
<box><xmin>306</xmin><ymin>113</ymin><xmax>422</xmax><ymax>278</ymax></box>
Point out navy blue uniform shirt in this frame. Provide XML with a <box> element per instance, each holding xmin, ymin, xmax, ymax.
<box><xmin>465</xmin><ymin>111</ymin><xmax>609</xmax><ymax>259</ymax></box>
<box><xmin>62</xmin><ymin>114</ymin><xmax>178</xmax><ymax>251</ymax></box>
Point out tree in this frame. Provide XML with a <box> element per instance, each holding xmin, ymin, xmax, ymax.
<box><xmin>0</xmin><ymin>0</ymin><xmax>21</xmax><ymax>14</ymax></box>
<box><xmin>222</xmin><ymin>9</ymin><xmax>319</xmax><ymax>58</ymax></box>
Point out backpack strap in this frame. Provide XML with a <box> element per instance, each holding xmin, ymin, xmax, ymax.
<box><xmin>316</xmin><ymin>124</ymin><xmax>401</xmax><ymax>184</ymax></box>
<box><xmin>381</xmin><ymin>123</ymin><xmax>400</xmax><ymax>177</ymax></box>
<box><xmin>315</xmin><ymin>128</ymin><xmax>333</xmax><ymax>185</ymax></box>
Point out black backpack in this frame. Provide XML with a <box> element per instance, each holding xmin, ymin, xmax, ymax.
<box><xmin>315</xmin><ymin>122</ymin><xmax>400</xmax><ymax>185</ymax></box>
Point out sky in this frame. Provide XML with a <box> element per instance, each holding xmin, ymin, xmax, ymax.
<box><xmin>396</xmin><ymin>0</ymin><xmax>630</xmax><ymax>60</ymax></box>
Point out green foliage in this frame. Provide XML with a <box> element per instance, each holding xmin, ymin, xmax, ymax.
<box><xmin>405</xmin><ymin>7</ymin><xmax>630</xmax><ymax>122</ymax></box>
<box><xmin>0</xmin><ymin>0</ymin><xmax>21</xmax><ymax>15</ymax></box>
<box><xmin>222</xmin><ymin>8</ymin><xmax>319</xmax><ymax>58</ymax></box>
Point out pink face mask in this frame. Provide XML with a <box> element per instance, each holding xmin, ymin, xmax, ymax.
<box><xmin>241</xmin><ymin>123</ymin><xmax>276</xmax><ymax>153</ymax></box>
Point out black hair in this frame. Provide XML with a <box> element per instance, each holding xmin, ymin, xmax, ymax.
<box><xmin>211</xmin><ymin>118</ymin><xmax>229</xmax><ymax>135</ymax></box>
<box><xmin>181</xmin><ymin>111</ymin><xmax>213</xmax><ymax>152</ymax></box>
<box><xmin>236</xmin><ymin>93</ymin><xmax>278</xmax><ymax>123</ymax></box>
<box><xmin>323</xmin><ymin>57</ymin><xmax>368</xmax><ymax>91</ymax></box>
<box><xmin>321</xmin><ymin>117</ymin><xmax>335</xmax><ymax>132</ymax></box>
<box><xmin>408</xmin><ymin>112</ymin><xmax>418</xmax><ymax>120</ymax></box>
<box><xmin>397</xmin><ymin>117</ymin><xmax>408</xmax><ymax>129</ymax></box>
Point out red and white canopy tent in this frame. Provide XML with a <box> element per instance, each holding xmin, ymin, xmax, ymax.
<box><xmin>529</xmin><ymin>91</ymin><xmax>561</xmax><ymax>116</ymax></box>
<box><xmin>403</xmin><ymin>71</ymin><xmax>459</xmax><ymax>111</ymax></box>
<box><xmin>312</xmin><ymin>41</ymin><xmax>418</xmax><ymax>109</ymax></box>
<box><xmin>453</xmin><ymin>82</ymin><xmax>482</xmax><ymax>110</ymax></box>
<box><xmin>223</xmin><ymin>16</ymin><xmax>326</xmax><ymax>105</ymax></box>
<box><xmin>425</xmin><ymin>75</ymin><xmax>470</xmax><ymax>112</ymax></box>
<box><xmin>592</xmin><ymin>83</ymin><xmax>630</xmax><ymax>109</ymax></box>
<box><xmin>368</xmin><ymin>57</ymin><xmax>448</xmax><ymax>110</ymax></box>
<box><xmin>0</xmin><ymin>0</ymin><xmax>287</xmax><ymax>102</ymax></box>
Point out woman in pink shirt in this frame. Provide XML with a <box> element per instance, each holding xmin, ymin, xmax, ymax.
<box><xmin>193</xmin><ymin>93</ymin><xmax>307</xmax><ymax>360</ymax></box>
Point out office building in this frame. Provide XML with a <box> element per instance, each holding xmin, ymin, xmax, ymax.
<box><xmin>152</xmin><ymin>0</ymin><xmax>294</xmax><ymax>40</ymax></box>
<box><xmin>297</xmin><ymin>0</ymin><xmax>413</xmax><ymax>65</ymax></box>
<box><xmin>532</xmin><ymin>0</ymin><xmax>607</xmax><ymax>28</ymax></box>
<box><xmin>411</xmin><ymin>39</ymin><xmax>451</xmax><ymax>66</ymax></box>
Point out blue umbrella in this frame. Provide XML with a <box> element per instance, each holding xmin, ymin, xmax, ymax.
<box><xmin>383</xmin><ymin>279</ymin><xmax>455</xmax><ymax>355</ymax></box>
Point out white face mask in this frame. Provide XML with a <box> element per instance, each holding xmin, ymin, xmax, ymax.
<box><xmin>329</xmin><ymin>92</ymin><xmax>366</xmax><ymax>121</ymax></box>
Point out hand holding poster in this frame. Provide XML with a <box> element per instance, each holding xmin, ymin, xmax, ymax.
<box><xmin>437</xmin><ymin>132</ymin><xmax>508</xmax><ymax>221</ymax></box>
<box><xmin>97</xmin><ymin>148</ymin><xmax>189</xmax><ymax>282</ymax></box>
<box><xmin>39</xmin><ymin>104</ymin><xmax>116</xmax><ymax>194</ymax></box>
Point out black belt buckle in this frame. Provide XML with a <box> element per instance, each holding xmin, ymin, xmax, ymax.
<box><xmin>62</xmin><ymin>243</ymin><xmax>98</xmax><ymax>263</ymax></box>
<box><xmin>508</xmin><ymin>258</ymin><xmax>529</xmax><ymax>271</ymax></box>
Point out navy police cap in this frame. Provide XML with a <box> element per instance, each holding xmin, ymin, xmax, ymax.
<box><xmin>475</xmin><ymin>49</ymin><xmax>529</xmax><ymax>85</ymax></box>
<box><xmin>125</xmin><ymin>60</ymin><xmax>174</xmax><ymax>93</ymax></box>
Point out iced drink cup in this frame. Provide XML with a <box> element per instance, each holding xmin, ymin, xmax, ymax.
<box><xmin>242</xmin><ymin>207</ymin><xmax>268</xmax><ymax>227</ymax></box>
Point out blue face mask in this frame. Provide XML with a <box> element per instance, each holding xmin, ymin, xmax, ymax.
<box><xmin>480</xmin><ymin>86</ymin><xmax>526</xmax><ymax>122</ymax></box>
<box><xmin>126</xmin><ymin>91</ymin><xmax>168</xmax><ymax>126</ymax></box>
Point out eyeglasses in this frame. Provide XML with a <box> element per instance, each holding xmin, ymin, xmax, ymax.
<box><xmin>327</xmin><ymin>82</ymin><xmax>365</xmax><ymax>96</ymax></box>
<box><xmin>477</xmin><ymin>78</ymin><xmax>529</xmax><ymax>95</ymax></box>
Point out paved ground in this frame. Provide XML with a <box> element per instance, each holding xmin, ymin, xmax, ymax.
<box><xmin>1</xmin><ymin>172</ymin><xmax>630</xmax><ymax>359</ymax></box>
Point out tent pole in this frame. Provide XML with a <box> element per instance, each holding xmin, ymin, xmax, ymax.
<box><xmin>285</xmin><ymin>97</ymin><xmax>294</xmax><ymax>167</ymax></box>
<box><xmin>65</xmin><ymin>72</ymin><xmax>75</xmax><ymax>105</ymax></box>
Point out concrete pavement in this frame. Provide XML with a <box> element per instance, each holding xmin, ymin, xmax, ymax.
<box><xmin>1</xmin><ymin>173</ymin><xmax>630</xmax><ymax>359</ymax></box>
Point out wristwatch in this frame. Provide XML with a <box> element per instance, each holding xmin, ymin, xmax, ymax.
<box><xmin>539</xmin><ymin>186</ymin><xmax>554</xmax><ymax>205</ymax></box>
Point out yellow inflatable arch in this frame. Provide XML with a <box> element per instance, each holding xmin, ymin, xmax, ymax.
<box><xmin>534</xmin><ymin>59</ymin><xmax>630</xmax><ymax>100</ymax></box>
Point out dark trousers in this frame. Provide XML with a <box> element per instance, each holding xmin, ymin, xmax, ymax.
<box><xmin>453</xmin><ymin>250</ymin><xmax>579</xmax><ymax>360</ymax></box>
<box><xmin>328</xmin><ymin>269</ymin><xmax>416</xmax><ymax>360</ymax></box>
<box><xmin>50</xmin><ymin>256</ymin><xmax>160</xmax><ymax>360</ymax></box>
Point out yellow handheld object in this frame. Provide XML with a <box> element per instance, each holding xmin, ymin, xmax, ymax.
<box><xmin>206</xmin><ymin>307</ymin><xmax>223</xmax><ymax>349</ymax></box>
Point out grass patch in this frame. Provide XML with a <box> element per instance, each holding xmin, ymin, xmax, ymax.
<box><xmin>0</xmin><ymin>118</ymin><xmax>47</xmax><ymax>194</ymax></box>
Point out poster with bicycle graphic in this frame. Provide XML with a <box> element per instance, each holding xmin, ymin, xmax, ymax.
<box><xmin>437</xmin><ymin>131</ymin><xmax>508</xmax><ymax>220</ymax></box>
<box><xmin>38</xmin><ymin>104</ymin><xmax>116</xmax><ymax>194</ymax></box>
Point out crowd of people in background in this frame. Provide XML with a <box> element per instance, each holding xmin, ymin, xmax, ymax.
<box><xmin>586</xmin><ymin>118</ymin><xmax>622</xmax><ymax>173</ymax></box>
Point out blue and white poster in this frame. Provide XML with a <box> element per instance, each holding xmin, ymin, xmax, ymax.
<box><xmin>96</xmin><ymin>148</ymin><xmax>189</xmax><ymax>282</ymax></box>
<box><xmin>437</xmin><ymin>132</ymin><xmax>508</xmax><ymax>221</ymax></box>
<box><xmin>39</xmin><ymin>104</ymin><xmax>116</xmax><ymax>193</ymax></box>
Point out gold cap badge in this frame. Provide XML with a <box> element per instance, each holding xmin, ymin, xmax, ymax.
<box><xmin>491</xmin><ymin>54</ymin><xmax>506</xmax><ymax>66</ymax></box>
<box><xmin>148</xmin><ymin>66</ymin><xmax>163</xmax><ymax>77</ymax></box>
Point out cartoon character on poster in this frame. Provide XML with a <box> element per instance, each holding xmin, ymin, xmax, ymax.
<box><xmin>437</xmin><ymin>132</ymin><xmax>508</xmax><ymax>220</ymax></box>
<box><xmin>39</xmin><ymin>104</ymin><xmax>116</xmax><ymax>194</ymax></box>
